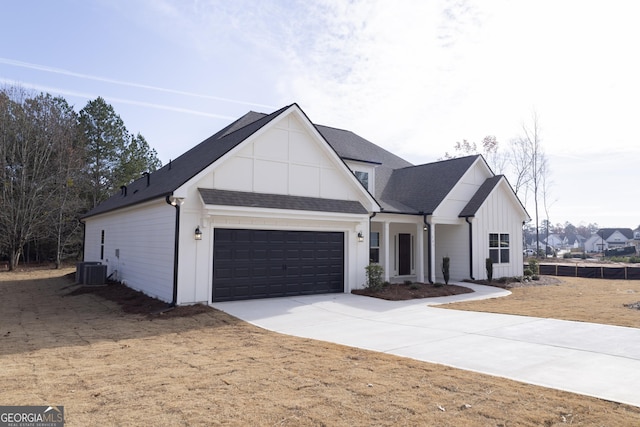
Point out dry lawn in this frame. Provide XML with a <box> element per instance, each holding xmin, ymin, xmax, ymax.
<box><xmin>445</xmin><ymin>276</ymin><xmax>640</xmax><ymax>329</ymax></box>
<box><xmin>1</xmin><ymin>269</ymin><xmax>640</xmax><ymax>426</ymax></box>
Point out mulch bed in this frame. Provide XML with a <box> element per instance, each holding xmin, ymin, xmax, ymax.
<box><xmin>352</xmin><ymin>282</ymin><xmax>473</xmax><ymax>301</ymax></box>
<box><xmin>61</xmin><ymin>273</ymin><xmax>212</xmax><ymax>319</ymax></box>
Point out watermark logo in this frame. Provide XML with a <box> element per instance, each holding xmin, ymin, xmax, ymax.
<box><xmin>0</xmin><ymin>406</ymin><xmax>64</xmax><ymax>427</ymax></box>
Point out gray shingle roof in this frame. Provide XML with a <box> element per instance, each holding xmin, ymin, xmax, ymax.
<box><xmin>198</xmin><ymin>189</ymin><xmax>368</xmax><ymax>214</ymax></box>
<box><xmin>82</xmin><ymin>103</ymin><xmax>485</xmax><ymax>219</ymax></box>
<box><xmin>82</xmin><ymin>105</ymin><xmax>291</xmax><ymax>218</ymax></box>
<box><xmin>598</xmin><ymin>228</ymin><xmax>634</xmax><ymax>240</ymax></box>
<box><xmin>379</xmin><ymin>156</ymin><xmax>481</xmax><ymax>214</ymax></box>
<box><xmin>459</xmin><ymin>175</ymin><xmax>503</xmax><ymax>217</ymax></box>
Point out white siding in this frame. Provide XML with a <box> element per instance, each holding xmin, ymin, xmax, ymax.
<box><xmin>174</xmin><ymin>208</ymin><xmax>371</xmax><ymax>303</ymax></box>
<box><xmin>84</xmin><ymin>199</ymin><xmax>175</xmax><ymax>302</ymax></box>
<box><xmin>205</xmin><ymin>113</ymin><xmax>365</xmax><ymax>203</ymax></box>
<box><xmin>434</xmin><ymin>223</ymin><xmax>469</xmax><ymax>282</ymax></box>
<box><xmin>434</xmin><ymin>160</ymin><xmax>492</xmax><ymax>220</ymax></box>
<box><xmin>471</xmin><ymin>180</ymin><xmax>526</xmax><ymax>279</ymax></box>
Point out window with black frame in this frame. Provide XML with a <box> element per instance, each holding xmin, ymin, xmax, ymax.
<box><xmin>489</xmin><ymin>233</ymin><xmax>510</xmax><ymax>263</ymax></box>
<box><xmin>370</xmin><ymin>231</ymin><xmax>380</xmax><ymax>263</ymax></box>
<box><xmin>354</xmin><ymin>171</ymin><xmax>369</xmax><ymax>189</ymax></box>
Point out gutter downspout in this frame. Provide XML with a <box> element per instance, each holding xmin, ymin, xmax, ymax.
<box><xmin>166</xmin><ymin>195</ymin><xmax>180</xmax><ymax>307</ymax></box>
<box><xmin>465</xmin><ymin>217</ymin><xmax>475</xmax><ymax>280</ymax></box>
<box><xmin>369</xmin><ymin>212</ymin><xmax>377</xmax><ymax>254</ymax></box>
<box><xmin>423</xmin><ymin>214</ymin><xmax>434</xmax><ymax>284</ymax></box>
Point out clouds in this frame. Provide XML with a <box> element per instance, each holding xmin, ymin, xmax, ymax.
<box><xmin>1</xmin><ymin>0</ymin><xmax>638</xmax><ymax>226</ymax></box>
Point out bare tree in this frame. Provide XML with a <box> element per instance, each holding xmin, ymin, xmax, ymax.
<box><xmin>441</xmin><ymin>135</ymin><xmax>505</xmax><ymax>173</ymax></box>
<box><xmin>517</xmin><ymin>111</ymin><xmax>546</xmax><ymax>257</ymax></box>
<box><xmin>540</xmin><ymin>154</ymin><xmax>554</xmax><ymax>256</ymax></box>
<box><xmin>46</xmin><ymin>97</ymin><xmax>83</xmax><ymax>268</ymax></box>
<box><xmin>0</xmin><ymin>88</ymin><xmax>60</xmax><ymax>269</ymax></box>
<box><xmin>508</xmin><ymin>136</ymin><xmax>532</xmax><ymax>199</ymax></box>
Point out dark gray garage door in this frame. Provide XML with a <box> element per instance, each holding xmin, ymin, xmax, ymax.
<box><xmin>212</xmin><ymin>229</ymin><xmax>344</xmax><ymax>302</ymax></box>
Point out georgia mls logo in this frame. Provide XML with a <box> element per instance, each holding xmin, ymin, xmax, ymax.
<box><xmin>0</xmin><ymin>405</ymin><xmax>64</xmax><ymax>427</ymax></box>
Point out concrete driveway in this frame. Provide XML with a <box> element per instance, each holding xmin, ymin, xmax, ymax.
<box><xmin>212</xmin><ymin>283</ymin><xmax>640</xmax><ymax>407</ymax></box>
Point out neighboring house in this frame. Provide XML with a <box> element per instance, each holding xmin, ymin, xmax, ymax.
<box><xmin>81</xmin><ymin>104</ymin><xmax>530</xmax><ymax>305</ymax></box>
<box><xmin>632</xmin><ymin>227</ymin><xmax>640</xmax><ymax>253</ymax></box>
<box><xmin>544</xmin><ymin>233</ymin><xmax>564</xmax><ymax>249</ymax></box>
<box><xmin>584</xmin><ymin>228</ymin><xmax>634</xmax><ymax>253</ymax></box>
<box><xmin>565</xmin><ymin>234</ymin><xmax>586</xmax><ymax>250</ymax></box>
<box><xmin>544</xmin><ymin>233</ymin><xmax>585</xmax><ymax>251</ymax></box>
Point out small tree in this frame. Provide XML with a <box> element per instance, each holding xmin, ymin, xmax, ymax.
<box><xmin>442</xmin><ymin>257</ymin><xmax>450</xmax><ymax>285</ymax></box>
<box><xmin>486</xmin><ymin>258</ymin><xmax>494</xmax><ymax>282</ymax></box>
<box><xmin>365</xmin><ymin>263</ymin><xmax>384</xmax><ymax>292</ymax></box>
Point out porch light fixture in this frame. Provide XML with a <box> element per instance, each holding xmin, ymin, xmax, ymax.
<box><xmin>194</xmin><ymin>226</ymin><xmax>203</xmax><ymax>240</ymax></box>
<box><xmin>357</xmin><ymin>231</ymin><xmax>364</xmax><ymax>242</ymax></box>
<box><xmin>168</xmin><ymin>196</ymin><xmax>184</xmax><ymax>206</ymax></box>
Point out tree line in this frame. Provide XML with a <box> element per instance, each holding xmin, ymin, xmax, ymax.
<box><xmin>0</xmin><ymin>85</ymin><xmax>161</xmax><ymax>270</ymax></box>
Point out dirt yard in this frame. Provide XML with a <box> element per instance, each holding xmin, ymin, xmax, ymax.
<box><xmin>1</xmin><ymin>269</ymin><xmax>640</xmax><ymax>426</ymax></box>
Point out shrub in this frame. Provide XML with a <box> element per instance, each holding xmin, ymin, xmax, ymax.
<box><xmin>486</xmin><ymin>258</ymin><xmax>493</xmax><ymax>282</ymax></box>
<box><xmin>563</xmin><ymin>252</ymin><xmax>572</xmax><ymax>259</ymax></box>
<box><xmin>442</xmin><ymin>256</ymin><xmax>450</xmax><ymax>285</ymax></box>
<box><xmin>528</xmin><ymin>259</ymin><xmax>539</xmax><ymax>275</ymax></box>
<box><xmin>409</xmin><ymin>283</ymin><xmax>419</xmax><ymax>290</ymax></box>
<box><xmin>365</xmin><ymin>263</ymin><xmax>385</xmax><ymax>292</ymax></box>
<box><xmin>523</xmin><ymin>268</ymin><xmax>533</xmax><ymax>277</ymax></box>
<box><xmin>629</xmin><ymin>256</ymin><xmax>640</xmax><ymax>264</ymax></box>
<box><xmin>404</xmin><ymin>280</ymin><xmax>413</xmax><ymax>286</ymax></box>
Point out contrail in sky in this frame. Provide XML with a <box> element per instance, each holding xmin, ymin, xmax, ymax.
<box><xmin>0</xmin><ymin>78</ymin><xmax>238</xmax><ymax>120</ymax></box>
<box><xmin>0</xmin><ymin>57</ymin><xmax>275</xmax><ymax>109</ymax></box>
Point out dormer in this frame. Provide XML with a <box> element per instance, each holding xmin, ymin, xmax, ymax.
<box><xmin>343</xmin><ymin>159</ymin><xmax>380</xmax><ymax>194</ymax></box>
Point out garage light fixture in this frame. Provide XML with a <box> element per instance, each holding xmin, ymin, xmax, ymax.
<box><xmin>357</xmin><ymin>231</ymin><xmax>364</xmax><ymax>242</ymax></box>
<box><xmin>168</xmin><ymin>196</ymin><xmax>184</xmax><ymax>206</ymax></box>
<box><xmin>194</xmin><ymin>226</ymin><xmax>203</xmax><ymax>240</ymax></box>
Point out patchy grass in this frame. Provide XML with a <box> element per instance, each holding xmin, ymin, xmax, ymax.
<box><xmin>1</xmin><ymin>269</ymin><xmax>639</xmax><ymax>426</ymax></box>
<box><xmin>445</xmin><ymin>276</ymin><xmax>640</xmax><ymax>329</ymax></box>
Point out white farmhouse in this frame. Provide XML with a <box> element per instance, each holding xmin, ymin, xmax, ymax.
<box><xmin>81</xmin><ymin>104</ymin><xmax>530</xmax><ymax>304</ymax></box>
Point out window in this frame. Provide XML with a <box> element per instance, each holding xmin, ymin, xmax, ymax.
<box><xmin>489</xmin><ymin>233</ymin><xmax>510</xmax><ymax>264</ymax></box>
<box><xmin>354</xmin><ymin>171</ymin><xmax>369</xmax><ymax>189</ymax></box>
<box><xmin>100</xmin><ymin>230</ymin><xmax>105</xmax><ymax>260</ymax></box>
<box><xmin>370</xmin><ymin>232</ymin><xmax>380</xmax><ymax>263</ymax></box>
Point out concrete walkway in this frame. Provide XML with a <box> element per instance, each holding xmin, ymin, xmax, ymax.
<box><xmin>212</xmin><ymin>283</ymin><xmax>640</xmax><ymax>407</ymax></box>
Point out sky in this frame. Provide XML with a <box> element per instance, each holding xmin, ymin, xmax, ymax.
<box><xmin>1</xmin><ymin>0</ymin><xmax>639</xmax><ymax>230</ymax></box>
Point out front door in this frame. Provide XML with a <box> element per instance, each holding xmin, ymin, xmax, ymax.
<box><xmin>398</xmin><ymin>233</ymin><xmax>411</xmax><ymax>275</ymax></box>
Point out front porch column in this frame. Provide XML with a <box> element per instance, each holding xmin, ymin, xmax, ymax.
<box><xmin>416</xmin><ymin>223</ymin><xmax>425</xmax><ymax>283</ymax></box>
<box><xmin>429</xmin><ymin>223</ymin><xmax>436</xmax><ymax>283</ymax></box>
<box><xmin>382</xmin><ymin>220</ymin><xmax>390</xmax><ymax>282</ymax></box>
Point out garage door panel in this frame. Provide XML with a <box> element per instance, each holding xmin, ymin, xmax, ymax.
<box><xmin>213</xmin><ymin>229</ymin><xmax>344</xmax><ymax>302</ymax></box>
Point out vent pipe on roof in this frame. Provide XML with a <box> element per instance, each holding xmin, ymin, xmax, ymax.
<box><xmin>169</xmin><ymin>159</ymin><xmax>172</xmax><ymax>170</ymax></box>
<box><xmin>143</xmin><ymin>172</ymin><xmax>150</xmax><ymax>187</ymax></box>
<box><xmin>120</xmin><ymin>185</ymin><xmax>127</xmax><ymax>196</ymax></box>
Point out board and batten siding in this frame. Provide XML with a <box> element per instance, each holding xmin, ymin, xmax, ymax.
<box><xmin>199</xmin><ymin>113</ymin><xmax>365</xmax><ymax>203</ymax></box>
<box><xmin>471</xmin><ymin>181</ymin><xmax>526</xmax><ymax>280</ymax></box>
<box><xmin>84</xmin><ymin>199</ymin><xmax>175</xmax><ymax>302</ymax></box>
<box><xmin>433</xmin><ymin>160</ymin><xmax>492</xmax><ymax>221</ymax></box>
<box><xmin>434</xmin><ymin>223</ymin><xmax>469</xmax><ymax>282</ymax></box>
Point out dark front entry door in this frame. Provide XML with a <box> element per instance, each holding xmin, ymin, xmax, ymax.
<box><xmin>212</xmin><ymin>229</ymin><xmax>344</xmax><ymax>302</ymax></box>
<box><xmin>398</xmin><ymin>233</ymin><xmax>411</xmax><ymax>275</ymax></box>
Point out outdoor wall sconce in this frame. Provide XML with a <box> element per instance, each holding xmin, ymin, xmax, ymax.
<box><xmin>357</xmin><ymin>231</ymin><xmax>364</xmax><ymax>242</ymax></box>
<box><xmin>168</xmin><ymin>196</ymin><xmax>184</xmax><ymax>206</ymax></box>
<box><xmin>194</xmin><ymin>226</ymin><xmax>202</xmax><ymax>240</ymax></box>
